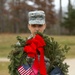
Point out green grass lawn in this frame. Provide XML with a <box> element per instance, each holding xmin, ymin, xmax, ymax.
<box><xmin>0</xmin><ymin>34</ymin><xmax>75</xmax><ymax>58</ymax></box>
<box><xmin>0</xmin><ymin>62</ymin><xmax>9</xmax><ymax>75</ymax></box>
<box><xmin>0</xmin><ymin>34</ymin><xmax>29</xmax><ymax>57</ymax></box>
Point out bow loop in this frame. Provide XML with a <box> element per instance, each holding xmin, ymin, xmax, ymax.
<box><xmin>33</xmin><ymin>34</ymin><xmax>46</xmax><ymax>53</ymax></box>
<box><xmin>24</xmin><ymin>42</ymin><xmax>37</xmax><ymax>57</ymax></box>
<box><xmin>34</xmin><ymin>34</ymin><xmax>46</xmax><ymax>47</ymax></box>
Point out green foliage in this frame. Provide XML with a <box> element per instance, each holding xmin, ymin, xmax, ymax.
<box><xmin>8</xmin><ymin>33</ymin><xmax>70</xmax><ymax>75</ymax></box>
<box><xmin>61</xmin><ymin>7</ymin><xmax>75</xmax><ymax>35</ymax></box>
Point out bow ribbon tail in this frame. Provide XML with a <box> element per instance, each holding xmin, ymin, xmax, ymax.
<box><xmin>39</xmin><ymin>48</ymin><xmax>47</xmax><ymax>75</ymax></box>
<box><xmin>32</xmin><ymin>54</ymin><xmax>39</xmax><ymax>75</ymax></box>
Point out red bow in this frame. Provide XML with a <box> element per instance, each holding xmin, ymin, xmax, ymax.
<box><xmin>24</xmin><ymin>34</ymin><xmax>47</xmax><ymax>75</ymax></box>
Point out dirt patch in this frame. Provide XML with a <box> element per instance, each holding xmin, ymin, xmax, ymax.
<box><xmin>0</xmin><ymin>58</ymin><xmax>9</xmax><ymax>62</ymax></box>
<box><xmin>64</xmin><ymin>59</ymin><xmax>75</xmax><ymax>75</ymax></box>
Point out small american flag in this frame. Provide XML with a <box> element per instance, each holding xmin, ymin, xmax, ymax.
<box><xmin>18</xmin><ymin>65</ymin><xmax>34</xmax><ymax>75</ymax></box>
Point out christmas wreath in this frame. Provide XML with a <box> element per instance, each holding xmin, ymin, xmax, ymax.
<box><xmin>8</xmin><ymin>33</ymin><xmax>70</xmax><ymax>75</ymax></box>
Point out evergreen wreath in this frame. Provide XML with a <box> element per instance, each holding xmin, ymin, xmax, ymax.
<box><xmin>8</xmin><ymin>33</ymin><xmax>70</xmax><ymax>75</ymax></box>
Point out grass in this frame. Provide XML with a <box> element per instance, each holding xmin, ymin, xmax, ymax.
<box><xmin>0</xmin><ymin>62</ymin><xmax>9</xmax><ymax>75</ymax></box>
<box><xmin>0</xmin><ymin>33</ymin><xmax>29</xmax><ymax>57</ymax></box>
<box><xmin>0</xmin><ymin>34</ymin><xmax>75</xmax><ymax>58</ymax></box>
